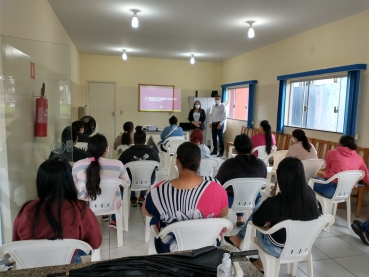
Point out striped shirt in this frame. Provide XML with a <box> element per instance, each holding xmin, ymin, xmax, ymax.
<box><xmin>72</xmin><ymin>157</ymin><xmax>130</xmax><ymax>209</ymax></box>
<box><xmin>145</xmin><ymin>176</ymin><xmax>228</xmax><ymax>253</ymax></box>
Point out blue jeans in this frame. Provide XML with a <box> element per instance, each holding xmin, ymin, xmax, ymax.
<box><xmin>228</xmin><ymin>192</ymin><xmax>262</xmax><ymax>218</ymax></box>
<box><xmin>237</xmin><ymin>197</ymin><xmax>262</xmax><ymax>240</ymax></box>
<box><xmin>313</xmin><ymin>177</ymin><xmax>337</xmax><ymax>199</ymax></box>
<box><xmin>211</xmin><ymin>123</ymin><xmax>224</xmax><ymax>154</ymax></box>
<box><xmin>131</xmin><ymin>190</ymin><xmax>146</xmax><ymax>199</ymax></box>
<box><xmin>256</xmin><ymin>230</ymin><xmax>283</xmax><ymax>258</ymax></box>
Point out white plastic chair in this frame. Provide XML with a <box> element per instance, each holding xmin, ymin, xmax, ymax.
<box><xmin>301</xmin><ymin>159</ymin><xmax>325</xmax><ymax>183</ymax></box>
<box><xmin>84</xmin><ymin>178</ymin><xmax>129</xmax><ymax>247</ymax></box>
<box><xmin>0</xmin><ymin>239</ymin><xmax>100</xmax><ymax>269</ymax></box>
<box><xmin>125</xmin><ymin>161</ymin><xmax>160</xmax><ymax>242</ymax></box>
<box><xmin>242</xmin><ymin>214</ymin><xmax>334</xmax><ymax>277</ymax></box>
<box><xmin>168</xmin><ymin>152</ymin><xmax>179</xmax><ymax>180</ymax></box>
<box><xmin>148</xmin><ymin>218</ymin><xmax>233</xmax><ymax>254</ymax></box>
<box><xmin>115</xmin><ymin>144</ymin><xmax>130</xmax><ymax>158</ymax></box>
<box><xmin>74</xmin><ymin>142</ymin><xmax>88</xmax><ymax>151</ymax></box>
<box><xmin>251</xmin><ymin>145</ymin><xmax>277</xmax><ymax>160</ymax></box>
<box><xmin>308</xmin><ymin>170</ymin><xmax>364</xmax><ymax>232</ymax></box>
<box><xmin>162</xmin><ymin>136</ymin><xmax>185</xmax><ymax>170</ymax></box>
<box><xmin>198</xmin><ymin>158</ymin><xmax>219</xmax><ymax>177</ymax></box>
<box><xmin>223</xmin><ymin>178</ymin><xmax>270</xmax><ymax>234</ymax></box>
<box><xmin>263</xmin><ymin>150</ymin><xmax>288</xmax><ymax>183</ymax></box>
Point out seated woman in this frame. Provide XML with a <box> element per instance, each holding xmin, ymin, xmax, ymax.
<box><xmin>13</xmin><ymin>158</ymin><xmax>102</xmax><ymax>264</ymax></box>
<box><xmin>286</xmin><ymin>129</ymin><xmax>317</xmax><ymax>160</ymax></box>
<box><xmin>158</xmin><ymin>116</ymin><xmax>184</xmax><ymax>152</ymax></box>
<box><xmin>251</xmin><ymin>120</ymin><xmax>276</xmax><ymax>157</ymax></box>
<box><xmin>190</xmin><ymin>129</ymin><xmax>210</xmax><ymax>158</ymax></box>
<box><xmin>114</xmin><ymin>121</ymin><xmax>134</xmax><ymax>152</ymax></box>
<box><xmin>313</xmin><ymin>135</ymin><xmax>369</xmax><ymax>198</ymax></box>
<box><xmin>72</xmin><ymin>134</ymin><xmax>131</xmax><ymax>228</ymax></box>
<box><xmin>142</xmin><ymin>142</ymin><xmax>228</xmax><ymax>253</ymax></box>
<box><xmin>72</xmin><ymin>120</ymin><xmax>90</xmax><ymax>143</ymax></box>
<box><xmin>215</xmin><ymin>134</ymin><xmax>267</xmax><ymax>226</ymax></box>
<box><xmin>225</xmin><ymin>157</ymin><xmax>320</xmax><ymax>273</ymax></box>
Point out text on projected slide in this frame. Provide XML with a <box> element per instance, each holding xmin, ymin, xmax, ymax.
<box><xmin>139</xmin><ymin>85</ymin><xmax>181</xmax><ymax>112</ymax></box>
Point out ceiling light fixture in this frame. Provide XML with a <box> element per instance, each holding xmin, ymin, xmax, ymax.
<box><xmin>247</xmin><ymin>21</ymin><xmax>255</xmax><ymax>38</ymax></box>
<box><xmin>131</xmin><ymin>10</ymin><xmax>139</xmax><ymax>28</ymax></box>
<box><xmin>122</xmin><ymin>50</ymin><xmax>127</xmax><ymax>60</ymax></box>
<box><xmin>190</xmin><ymin>54</ymin><xmax>195</xmax><ymax>65</ymax></box>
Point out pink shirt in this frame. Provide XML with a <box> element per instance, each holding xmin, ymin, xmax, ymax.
<box><xmin>251</xmin><ymin>133</ymin><xmax>276</xmax><ymax>157</ymax></box>
<box><xmin>286</xmin><ymin>142</ymin><xmax>318</xmax><ymax>160</ymax></box>
<box><xmin>325</xmin><ymin>146</ymin><xmax>369</xmax><ymax>184</ymax></box>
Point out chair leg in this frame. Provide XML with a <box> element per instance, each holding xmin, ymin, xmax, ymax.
<box><xmin>91</xmin><ymin>248</ymin><xmax>101</xmax><ymax>261</ymax></box>
<box><xmin>116</xmin><ymin>208</ymin><xmax>124</xmax><ymax>247</ymax></box>
<box><xmin>307</xmin><ymin>254</ymin><xmax>314</xmax><ymax>277</ymax></box>
<box><xmin>356</xmin><ymin>189</ymin><xmax>363</xmax><ymax>218</ymax></box>
<box><xmin>225</xmin><ymin>208</ymin><xmax>233</xmax><ymax>236</ymax></box>
<box><xmin>123</xmin><ymin>188</ymin><xmax>130</xmax><ymax>231</ymax></box>
<box><xmin>263</xmin><ymin>256</ymin><xmax>280</xmax><ymax>277</ymax></box>
<box><xmin>346</xmin><ymin>198</ymin><xmax>352</xmax><ymax>230</ymax></box>
<box><xmin>322</xmin><ymin>199</ymin><xmax>333</xmax><ymax>232</ymax></box>
<box><xmin>145</xmin><ymin>216</ymin><xmax>151</xmax><ymax>243</ymax></box>
<box><xmin>332</xmin><ymin>203</ymin><xmax>338</xmax><ymax>217</ymax></box>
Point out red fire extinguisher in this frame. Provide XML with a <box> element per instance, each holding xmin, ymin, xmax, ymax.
<box><xmin>35</xmin><ymin>83</ymin><xmax>48</xmax><ymax>137</ymax></box>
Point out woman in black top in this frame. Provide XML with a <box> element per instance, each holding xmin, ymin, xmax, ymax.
<box><xmin>188</xmin><ymin>100</ymin><xmax>206</xmax><ymax>130</ymax></box>
<box><xmin>225</xmin><ymin>157</ymin><xmax>320</xmax><ymax>273</ymax></box>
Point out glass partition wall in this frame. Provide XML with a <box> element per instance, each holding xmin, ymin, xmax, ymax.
<box><xmin>0</xmin><ymin>35</ymin><xmax>71</xmax><ymax>244</ymax></box>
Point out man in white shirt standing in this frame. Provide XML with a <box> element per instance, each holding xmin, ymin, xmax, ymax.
<box><xmin>209</xmin><ymin>95</ymin><xmax>227</xmax><ymax>157</ymax></box>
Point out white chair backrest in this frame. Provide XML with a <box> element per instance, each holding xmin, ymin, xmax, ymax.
<box><xmin>75</xmin><ymin>142</ymin><xmax>88</xmax><ymax>151</ymax></box>
<box><xmin>332</xmin><ymin>170</ymin><xmax>364</xmax><ymax>202</ymax></box>
<box><xmin>279</xmin><ymin>214</ymin><xmax>334</xmax><ymax>262</ymax></box>
<box><xmin>115</xmin><ymin>144</ymin><xmax>130</xmax><ymax>158</ymax></box>
<box><xmin>252</xmin><ymin>145</ymin><xmax>277</xmax><ymax>160</ymax></box>
<box><xmin>157</xmin><ymin>218</ymin><xmax>233</xmax><ymax>251</ymax></box>
<box><xmin>301</xmin><ymin>159</ymin><xmax>325</xmax><ymax>182</ymax></box>
<box><xmin>85</xmin><ymin>178</ymin><xmax>128</xmax><ymax>215</ymax></box>
<box><xmin>0</xmin><ymin>239</ymin><xmax>92</xmax><ymax>269</ymax></box>
<box><xmin>165</xmin><ymin>137</ymin><xmax>186</xmax><ymax>154</ymax></box>
<box><xmin>125</xmin><ymin>161</ymin><xmax>160</xmax><ymax>190</ymax></box>
<box><xmin>264</xmin><ymin>150</ymin><xmax>288</xmax><ymax>172</ymax></box>
<box><xmin>223</xmin><ymin>178</ymin><xmax>269</xmax><ymax>211</ymax></box>
<box><xmin>198</xmin><ymin>158</ymin><xmax>219</xmax><ymax>177</ymax></box>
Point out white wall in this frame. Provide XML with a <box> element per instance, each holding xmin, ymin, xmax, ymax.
<box><xmin>221</xmin><ymin>9</ymin><xmax>369</xmax><ymax>148</ymax></box>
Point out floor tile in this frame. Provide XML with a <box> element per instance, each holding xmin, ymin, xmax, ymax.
<box><xmin>313</xmin><ymin>237</ymin><xmax>364</xmax><ymax>258</ymax></box>
<box><xmin>334</xmin><ymin>254</ymin><xmax>369</xmax><ymax>277</ymax></box>
<box><xmin>337</xmin><ymin>234</ymin><xmax>369</xmax><ymax>254</ymax></box>
<box><xmin>279</xmin><ymin>264</ymin><xmax>307</xmax><ymax>277</ymax></box>
<box><xmin>311</xmin><ymin>246</ymin><xmax>330</xmax><ymax>261</ymax></box>
<box><xmin>298</xmin><ymin>259</ymin><xmax>356</xmax><ymax>277</ymax></box>
<box><xmin>109</xmin><ymin>237</ymin><xmax>149</xmax><ymax>259</ymax></box>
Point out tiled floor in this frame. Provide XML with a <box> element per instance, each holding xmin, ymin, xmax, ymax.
<box><xmin>99</xmin><ymin>155</ymin><xmax>369</xmax><ymax>276</ymax></box>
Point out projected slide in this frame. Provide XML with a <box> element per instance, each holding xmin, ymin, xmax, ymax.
<box><xmin>139</xmin><ymin>84</ymin><xmax>181</xmax><ymax>112</ymax></box>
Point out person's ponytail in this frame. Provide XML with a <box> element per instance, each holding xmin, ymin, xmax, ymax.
<box><xmin>260</xmin><ymin>120</ymin><xmax>272</xmax><ymax>154</ymax></box>
<box><xmin>292</xmin><ymin>129</ymin><xmax>311</xmax><ymax>152</ymax></box>
<box><xmin>86</xmin><ymin>134</ymin><xmax>108</xmax><ymax>200</ymax></box>
<box><xmin>121</xmin><ymin>121</ymin><xmax>134</xmax><ymax>145</ymax></box>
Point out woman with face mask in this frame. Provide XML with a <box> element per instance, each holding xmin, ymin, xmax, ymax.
<box><xmin>188</xmin><ymin>100</ymin><xmax>206</xmax><ymax>130</ymax></box>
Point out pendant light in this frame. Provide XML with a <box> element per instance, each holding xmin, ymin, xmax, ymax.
<box><xmin>132</xmin><ymin>11</ymin><xmax>139</xmax><ymax>28</ymax></box>
<box><xmin>122</xmin><ymin>50</ymin><xmax>127</xmax><ymax>60</ymax></box>
<box><xmin>190</xmin><ymin>54</ymin><xmax>195</xmax><ymax>65</ymax></box>
<box><xmin>247</xmin><ymin>21</ymin><xmax>255</xmax><ymax>38</ymax></box>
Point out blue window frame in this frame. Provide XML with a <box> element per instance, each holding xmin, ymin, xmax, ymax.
<box><xmin>221</xmin><ymin>80</ymin><xmax>257</xmax><ymax>128</ymax></box>
<box><xmin>276</xmin><ymin>64</ymin><xmax>366</xmax><ymax>137</ymax></box>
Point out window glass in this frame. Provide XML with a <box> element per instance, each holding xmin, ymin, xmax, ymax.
<box><xmin>286</xmin><ymin>77</ymin><xmax>347</xmax><ymax>133</ymax></box>
<box><xmin>226</xmin><ymin>87</ymin><xmax>249</xmax><ymax>121</ymax></box>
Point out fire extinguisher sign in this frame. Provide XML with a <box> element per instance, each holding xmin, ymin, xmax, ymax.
<box><xmin>30</xmin><ymin>62</ymin><xmax>35</xmax><ymax>79</ymax></box>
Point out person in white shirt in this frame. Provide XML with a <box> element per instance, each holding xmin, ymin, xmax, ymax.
<box><xmin>209</xmin><ymin>95</ymin><xmax>227</xmax><ymax>157</ymax></box>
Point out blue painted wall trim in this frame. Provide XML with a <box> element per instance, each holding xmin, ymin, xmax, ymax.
<box><xmin>343</xmin><ymin>71</ymin><xmax>361</xmax><ymax>137</ymax></box>
<box><xmin>277</xmin><ymin>64</ymin><xmax>367</xmax><ymax>80</ymax></box>
<box><xmin>276</xmin><ymin>80</ymin><xmax>287</xmax><ymax>133</ymax></box>
<box><xmin>221</xmin><ymin>80</ymin><xmax>258</xmax><ymax>88</ymax></box>
<box><xmin>248</xmin><ymin>84</ymin><xmax>256</xmax><ymax>128</ymax></box>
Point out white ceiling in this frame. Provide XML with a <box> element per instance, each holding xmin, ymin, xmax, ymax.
<box><xmin>48</xmin><ymin>0</ymin><xmax>369</xmax><ymax>62</ymax></box>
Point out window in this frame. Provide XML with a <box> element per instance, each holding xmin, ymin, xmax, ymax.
<box><xmin>226</xmin><ymin>87</ymin><xmax>249</xmax><ymax>121</ymax></box>
<box><xmin>286</xmin><ymin>76</ymin><xmax>347</xmax><ymax>133</ymax></box>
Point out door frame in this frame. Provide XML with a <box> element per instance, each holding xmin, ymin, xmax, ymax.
<box><xmin>87</xmin><ymin>81</ymin><xmax>116</xmax><ymax>148</ymax></box>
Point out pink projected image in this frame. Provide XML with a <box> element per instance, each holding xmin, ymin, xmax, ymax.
<box><xmin>139</xmin><ymin>85</ymin><xmax>181</xmax><ymax>112</ymax></box>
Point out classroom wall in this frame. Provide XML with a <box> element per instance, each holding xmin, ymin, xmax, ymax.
<box><xmin>221</xmin><ymin>9</ymin><xmax>369</xmax><ymax>148</ymax></box>
<box><xmin>0</xmin><ymin>0</ymin><xmax>81</xmax><ymax>243</ymax></box>
<box><xmin>79</xmin><ymin>54</ymin><xmax>222</xmax><ymax>137</ymax></box>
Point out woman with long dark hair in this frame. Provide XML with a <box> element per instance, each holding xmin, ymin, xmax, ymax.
<box><xmin>188</xmin><ymin>100</ymin><xmax>206</xmax><ymax>130</ymax></box>
<box><xmin>142</xmin><ymin>142</ymin><xmax>228</xmax><ymax>253</ymax></box>
<box><xmin>286</xmin><ymin>129</ymin><xmax>317</xmax><ymax>160</ymax></box>
<box><xmin>73</xmin><ymin>134</ymin><xmax>130</xmax><ymax>228</ymax></box>
<box><xmin>313</xmin><ymin>135</ymin><xmax>369</xmax><ymax>198</ymax></box>
<box><xmin>13</xmin><ymin>158</ymin><xmax>102</xmax><ymax>263</ymax></box>
<box><xmin>225</xmin><ymin>157</ymin><xmax>320</xmax><ymax>273</ymax></box>
<box><xmin>113</xmin><ymin>121</ymin><xmax>134</xmax><ymax>150</ymax></box>
<box><xmin>251</xmin><ymin>120</ymin><xmax>276</xmax><ymax>157</ymax></box>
